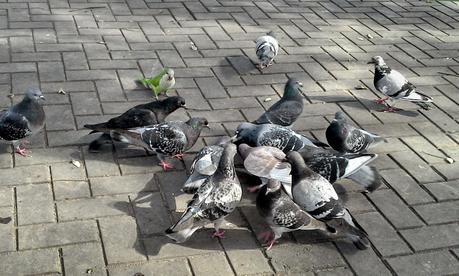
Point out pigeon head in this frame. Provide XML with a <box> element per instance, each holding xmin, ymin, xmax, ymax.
<box><xmin>286</xmin><ymin>151</ymin><xmax>309</xmax><ymax>176</ymax></box>
<box><xmin>237</xmin><ymin>143</ymin><xmax>252</xmax><ymax>160</ymax></box>
<box><xmin>232</xmin><ymin>122</ymin><xmax>257</xmax><ymax>143</ymax></box>
<box><xmin>266</xmin><ymin>30</ymin><xmax>276</xmax><ymax>38</ymax></box>
<box><xmin>367</xmin><ymin>56</ymin><xmax>385</xmax><ymax>66</ymax></box>
<box><xmin>283</xmin><ymin>78</ymin><xmax>303</xmax><ymax>98</ymax></box>
<box><xmin>265</xmin><ymin>179</ymin><xmax>281</xmax><ymax>195</ymax></box>
<box><xmin>164</xmin><ymin>96</ymin><xmax>186</xmax><ymax>109</ymax></box>
<box><xmin>187</xmin><ymin>117</ymin><xmax>209</xmax><ymax>129</ymax></box>
<box><xmin>334</xmin><ymin>111</ymin><xmax>347</xmax><ymax>121</ymax></box>
<box><xmin>25</xmin><ymin>88</ymin><xmax>45</xmax><ymax>101</ymax></box>
<box><xmin>165</xmin><ymin>68</ymin><xmax>174</xmax><ymax>81</ymax></box>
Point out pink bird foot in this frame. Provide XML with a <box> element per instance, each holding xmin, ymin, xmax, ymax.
<box><xmin>263</xmin><ymin>238</ymin><xmax>279</xmax><ymax>251</ymax></box>
<box><xmin>173</xmin><ymin>153</ymin><xmax>184</xmax><ymax>160</ymax></box>
<box><xmin>374</xmin><ymin>98</ymin><xmax>388</xmax><ymax>105</ymax></box>
<box><xmin>15</xmin><ymin>147</ymin><xmax>31</xmax><ymax>157</ymax></box>
<box><xmin>159</xmin><ymin>160</ymin><xmax>174</xmax><ymax>171</ymax></box>
<box><xmin>382</xmin><ymin>106</ymin><xmax>396</xmax><ymax>113</ymax></box>
<box><xmin>258</xmin><ymin>230</ymin><xmax>274</xmax><ymax>243</ymax></box>
<box><xmin>212</xmin><ymin>230</ymin><xmax>225</xmax><ymax>239</ymax></box>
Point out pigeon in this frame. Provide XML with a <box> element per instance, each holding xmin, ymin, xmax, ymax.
<box><xmin>165</xmin><ymin>143</ymin><xmax>242</xmax><ymax>243</ymax></box>
<box><xmin>255</xmin><ymin>31</ymin><xmax>279</xmax><ymax>69</ymax></box>
<box><xmin>286</xmin><ymin>151</ymin><xmax>370</xmax><ymax>249</ymax></box>
<box><xmin>97</xmin><ymin>117</ymin><xmax>209</xmax><ymax>170</ymax></box>
<box><xmin>326</xmin><ymin>111</ymin><xmax>386</xmax><ymax>154</ymax></box>
<box><xmin>182</xmin><ymin>136</ymin><xmax>231</xmax><ymax>194</ymax></box>
<box><xmin>0</xmin><ymin>88</ymin><xmax>45</xmax><ymax>156</ymax></box>
<box><xmin>298</xmin><ymin>145</ymin><xmax>381</xmax><ymax>192</ymax></box>
<box><xmin>238</xmin><ymin>144</ymin><xmax>381</xmax><ymax>194</ymax></box>
<box><xmin>253</xmin><ymin>79</ymin><xmax>304</xmax><ymax>127</ymax></box>
<box><xmin>256</xmin><ymin>179</ymin><xmax>333</xmax><ymax>250</ymax></box>
<box><xmin>368</xmin><ymin>56</ymin><xmax>433</xmax><ymax>112</ymax></box>
<box><xmin>232</xmin><ymin>122</ymin><xmax>328</xmax><ymax>153</ymax></box>
<box><xmin>139</xmin><ymin>68</ymin><xmax>176</xmax><ymax>99</ymax></box>
<box><xmin>84</xmin><ymin>96</ymin><xmax>186</xmax><ymax>152</ymax></box>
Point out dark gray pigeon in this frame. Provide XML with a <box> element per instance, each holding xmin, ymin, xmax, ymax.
<box><xmin>299</xmin><ymin>145</ymin><xmax>381</xmax><ymax>192</ymax></box>
<box><xmin>253</xmin><ymin>79</ymin><xmax>304</xmax><ymax>127</ymax></box>
<box><xmin>98</xmin><ymin>117</ymin><xmax>209</xmax><ymax>170</ymax></box>
<box><xmin>256</xmin><ymin>179</ymin><xmax>333</xmax><ymax>250</ymax></box>
<box><xmin>0</xmin><ymin>88</ymin><xmax>45</xmax><ymax>156</ymax></box>
<box><xmin>165</xmin><ymin>143</ymin><xmax>241</xmax><ymax>243</ymax></box>
<box><xmin>326</xmin><ymin>111</ymin><xmax>386</xmax><ymax>154</ymax></box>
<box><xmin>368</xmin><ymin>56</ymin><xmax>433</xmax><ymax>112</ymax></box>
<box><xmin>84</xmin><ymin>96</ymin><xmax>186</xmax><ymax>152</ymax></box>
<box><xmin>287</xmin><ymin>151</ymin><xmax>370</xmax><ymax>250</ymax></box>
<box><xmin>182</xmin><ymin>136</ymin><xmax>231</xmax><ymax>194</ymax></box>
<box><xmin>232</xmin><ymin>122</ymin><xmax>328</xmax><ymax>153</ymax></box>
<box><xmin>255</xmin><ymin>31</ymin><xmax>279</xmax><ymax>69</ymax></box>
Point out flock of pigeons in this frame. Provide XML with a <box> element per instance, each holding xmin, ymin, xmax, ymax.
<box><xmin>0</xmin><ymin>31</ymin><xmax>435</xmax><ymax>250</ymax></box>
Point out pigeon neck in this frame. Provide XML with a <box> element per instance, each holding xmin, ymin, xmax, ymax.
<box><xmin>283</xmin><ymin>86</ymin><xmax>301</xmax><ymax>100</ymax></box>
<box><xmin>374</xmin><ymin>64</ymin><xmax>391</xmax><ymax>81</ymax></box>
<box><xmin>215</xmin><ymin>149</ymin><xmax>236</xmax><ymax>180</ymax></box>
<box><xmin>184</xmin><ymin>126</ymin><xmax>203</xmax><ymax>150</ymax></box>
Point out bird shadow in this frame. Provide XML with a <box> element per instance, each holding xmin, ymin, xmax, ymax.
<box><xmin>224</xmin><ymin>55</ymin><xmax>258</xmax><ymax>76</ymax></box>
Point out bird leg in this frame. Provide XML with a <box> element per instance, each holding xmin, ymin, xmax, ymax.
<box><xmin>173</xmin><ymin>153</ymin><xmax>184</xmax><ymax>160</ymax></box>
<box><xmin>374</xmin><ymin>97</ymin><xmax>389</xmax><ymax>105</ymax></box>
<box><xmin>212</xmin><ymin>230</ymin><xmax>225</xmax><ymax>239</ymax></box>
<box><xmin>263</xmin><ymin>237</ymin><xmax>279</xmax><ymax>251</ymax></box>
<box><xmin>258</xmin><ymin>230</ymin><xmax>274</xmax><ymax>243</ymax></box>
<box><xmin>15</xmin><ymin>145</ymin><xmax>31</xmax><ymax>157</ymax></box>
<box><xmin>247</xmin><ymin>183</ymin><xmax>264</xmax><ymax>193</ymax></box>
<box><xmin>157</xmin><ymin>154</ymin><xmax>174</xmax><ymax>171</ymax></box>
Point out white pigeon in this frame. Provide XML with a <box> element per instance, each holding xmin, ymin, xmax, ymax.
<box><xmin>368</xmin><ymin>56</ymin><xmax>433</xmax><ymax>112</ymax></box>
<box><xmin>255</xmin><ymin>31</ymin><xmax>279</xmax><ymax>69</ymax></box>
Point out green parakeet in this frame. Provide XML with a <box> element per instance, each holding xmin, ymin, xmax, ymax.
<box><xmin>139</xmin><ymin>68</ymin><xmax>176</xmax><ymax>99</ymax></box>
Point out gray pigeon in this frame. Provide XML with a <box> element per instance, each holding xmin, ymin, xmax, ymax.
<box><xmin>368</xmin><ymin>56</ymin><xmax>433</xmax><ymax>112</ymax></box>
<box><xmin>182</xmin><ymin>136</ymin><xmax>231</xmax><ymax>194</ymax></box>
<box><xmin>256</xmin><ymin>179</ymin><xmax>333</xmax><ymax>250</ymax></box>
<box><xmin>84</xmin><ymin>96</ymin><xmax>186</xmax><ymax>152</ymax></box>
<box><xmin>0</xmin><ymin>88</ymin><xmax>45</xmax><ymax>156</ymax></box>
<box><xmin>326</xmin><ymin>111</ymin><xmax>386</xmax><ymax>154</ymax></box>
<box><xmin>99</xmin><ymin>117</ymin><xmax>209</xmax><ymax>170</ymax></box>
<box><xmin>238</xmin><ymin>144</ymin><xmax>381</xmax><ymax>194</ymax></box>
<box><xmin>287</xmin><ymin>151</ymin><xmax>370</xmax><ymax>250</ymax></box>
<box><xmin>253</xmin><ymin>79</ymin><xmax>304</xmax><ymax>127</ymax></box>
<box><xmin>232</xmin><ymin>122</ymin><xmax>328</xmax><ymax>153</ymax></box>
<box><xmin>165</xmin><ymin>143</ymin><xmax>242</xmax><ymax>243</ymax></box>
<box><xmin>255</xmin><ymin>31</ymin><xmax>279</xmax><ymax>69</ymax></box>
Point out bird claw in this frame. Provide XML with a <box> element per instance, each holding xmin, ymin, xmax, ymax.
<box><xmin>159</xmin><ymin>160</ymin><xmax>174</xmax><ymax>171</ymax></box>
<box><xmin>382</xmin><ymin>107</ymin><xmax>396</xmax><ymax>113</ymax></box>
<box><xmin>212</xmin><ymin>230</ymin><xmax>225</xmax><ymax>239</ymax></box>
<box><xmin>173</xmin><ymin>153</ymin><xmax>184</xmax><ymax>160</ymax></box>
<box><xmin>258</xmin><ymin>230</ymin><xmax>274</xmax><ymax>243</ymax></box>
<box><xmin>15</xmin><ymin>147</ymin><xmax>31</xmax><ymax>157</ymax></box>
<box><xmin>263</xmin><ymin>238</ymin><xmax>278</xmax><ymax>251</ymax></box>
<box><xmin>374</xmin><ymin>98</ymin><xmax>386</xmax><ymax>105</ymax></box>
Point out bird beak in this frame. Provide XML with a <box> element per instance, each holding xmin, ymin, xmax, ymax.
<box><xmin>39</xmin><ymin>95</ymin><xmax>46</xmax><ymax>101</ymax></box>
<box><xmin>230</xmin><ymin>135</ymin><xmax>240</xmax><ymax>142</ymax></box>
<box><xmin>298</xmin><ymin>82</ymin><xmax>304</xmax><ymax>87</ymax></box>
<box><xmin>181</xmin><ymin>104</ymin><xmax>187</xmax><ymax>109</ymax></box>
<box><xmin>204</xmin><ymin>124</ymin><xmax>210</xmax><ymax>129</ymax></box>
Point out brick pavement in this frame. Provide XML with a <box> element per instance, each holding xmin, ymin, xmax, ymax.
<box><xmin>0</xmin><ymin>0</ymin><xmax>458</xmax><ymax>275</ymax></box>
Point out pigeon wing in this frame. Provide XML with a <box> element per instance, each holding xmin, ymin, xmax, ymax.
<box><xmin>142</xmin><ymin>124</ymin><xmax>187</xmax><ymax>154</ymax></box>
<box><xmin>106</xmin><ymin>108</ymin><xmax>158</xmax><ymax>129</ymax></box>
<box><xmin>0</xmin><ymin>111</ymin><xmax>31</xmax><ymax>141</ymax></box>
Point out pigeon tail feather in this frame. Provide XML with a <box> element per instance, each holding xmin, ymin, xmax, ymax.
<box><xmin>347</xmin><ymin>165</ymin><xmax>382</xmax><ymax>192</ymax></box>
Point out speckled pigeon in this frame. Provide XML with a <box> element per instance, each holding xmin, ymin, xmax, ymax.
<box><xmin>326</xmin><ymin>111</ymin><xmax>386</xmax><ymax>154</ymax></box>
<box><xmin>165</xmin><ymin>143</ymin><xmax>242</xmax><ymax>243</ymax></box>
<box><xmin>0</xmin><ymin>88</ymin><xmax>45</xmax><ymax>157</ymax></box>
<box><xmin>84</xmin><ymin>96</ymin><xmax>186</xmax><ymax>152</ymax></box>
<box><xmin>287</xmin><ymin>151</ymin><xmax>370</xmax><ymax>250</ymax></box>
<box><xmin>253</xmin><ymin>79</ymin><xmax>304</xmax><ymax>127</ymax></box>
<box><xmin>106</xmin><ymin>117</ymin><xmax>209</xmax><ymax>170</ymax></box>
<box><xmin>368</xmin><ymin>56</ymin><xmax>433</xmax><ymax>112</ymax></box>
<box><xmin>182</xmin><ymin>136</ymin><xmax>231</xmax><ymax>194</ymax></box>
<box><xmin>232</xmin><ymin>122</ymin><xmax>328</xmax><ymax>153</ymax></box>
<box><xmin>255</xmin><ymin>31</ymin><xmax>279</xmax><ymax>69</ymax></box>
<box><xmin>256</xmin><ymin>179</ymin><xmax>333</xmax><ymax>250</ymax></box>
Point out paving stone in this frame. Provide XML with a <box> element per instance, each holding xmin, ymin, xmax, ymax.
<box><xmin>369</xmin><ymin>189</ymin><xmax>424</xmax><ymax>228</ymax></box>
<box><xmin>14</xmin><ymin>147</ymin><xmax>80</xmax><ymax>167</ymax></box>
<box><xmin>99</xmin><ymin>215</ymin><xmax>146</xmax><ymax>264</ymax></box>
<box><xmin>0</xmin><ymin>207</ymin><xmax>14</xmax><ymax>253</ymax></box>
<box><xmin>91</xmin><ymin>174</ymin><xmax>156</xmax><ymax>196</ymax></box>
<box><xmin>57</xmin><ymin>195</ymin><xmax>129</xmax><ymax>221</ymax></box>
<box><xmin>17</xmin><ymin>183</ymin><xmax>55</xmax><ymax>225</ymax></box>
<box><xmin>84</xmin><ymin>151</ymin><xmax>120</xmax><ymax>178</ymax></box>
<box><xmin>0</xmin><ymin>187</ymin><xmax>12</xmax><ymax>207</ymax></box>
<box><xmin>189</xmin><ymin>252</ymin><xmax>234</xmax><ymax>276</ymax></box>
<box><xmin>70</xmin><ymin>92</ymin><xmax>102</xmax><ymax>115</ymax></box>
<box><xmin>387</xmin><ymin>251</ymin><xmax>459</xmax><ymax>276</ymax></box>
<box><xmin>379</xmin><ymin>169</ymin><xmax>434</xmax><ymax>205</ymax></box>
<box><xmin>19</xmin><ymin>220</ymin><xmax>99</xmax><ymax>250</ymax></box>
<box><xmin>62</xmin><ymin>243</ymin><xmax>106</xmax><ymax>276</ymax></box>
<box><xmin>0</xmin><ymin>249</ymin><xmax>61</xmax><ymax>276</ymax></box>
<box><xmin>196</xmin><ymin>77</ymin><xmax>227</xmax><ymax>99</ymax></box>
<box><xmin>54</xmin><ymin>180</ymin><xmax>90</xmax><ymax>200</ymax></box>
<box><xmin>43</xmin><ymin>104</ymin><xmax>75</xmax><ymax>131</ymax></box>
<box><xmin>354</xmin><ymin>212</ymin><xmax>411</xmax><ymax>256</ymax></box>
<box><xmin>336</xmin><ymin>241</ymin><xmax>391</xmax><ymax>276</ymax></box>
<box><xmin>423</xmin><ymin>180</ymin><xmax>459</xmax><ymax>201</ymax></box>
<box><xmin>51</xmin><ymin>162</ymin><xmax>86</xmax><ymax>181</ymax></box>
<box><xmin>38</xmin><ymin>61</ymin><xmax>65</xmax><ymax>82</ymax></box>
<box><xmin>400</xmin><ymin>223</ymin><xmax>459</xmax><ymax>251</ymax></box>
<box><xmin>414</xmin><ymin>201</ymin><xmax>459</xmax><ymax>224</ymax></box>
<box><xmin>109</xmin><ymin>258</ymin><xmax>192</xmax><ymax>276</ymax></box>
<box><xmin>0</xmin><ymin>165</ymin><xmax>50</xmax><ymax>186</ymax></box>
